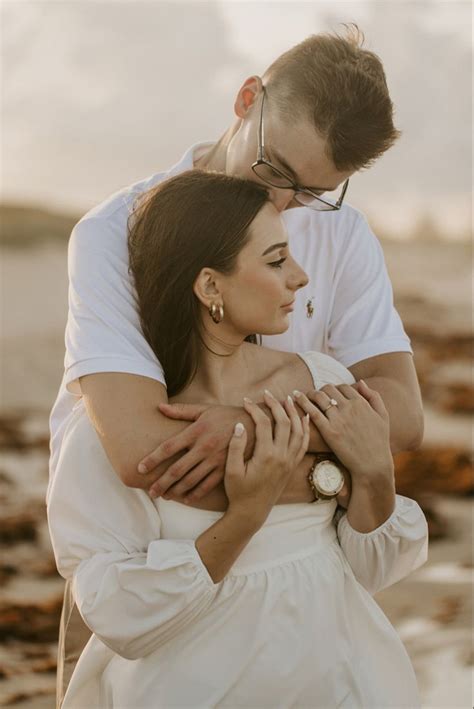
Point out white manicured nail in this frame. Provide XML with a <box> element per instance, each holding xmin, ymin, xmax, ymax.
<box><xmin>264</xmin><ymin>389</ymin><xmax>275</xmax><ymax>398</ymax></box>
<box><xmin>243</xmin><ymin>396</ymin><xmax>253</xmax><ymax>404</ymax></box>
<box><xmin>293</xmin><ymin>390</ymin><xmax>302</xmax><ymax>397</ymax></box>
<box><xmin>234</xmin><ymin>422</ymin><xmax>245</xmax><ymax>437</ymax></box>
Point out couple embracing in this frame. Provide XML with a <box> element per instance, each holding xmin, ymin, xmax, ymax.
<box><xmin>47</xmin><ymin>27</ymin><xmax>428</xmax><ymax>708</ymax></box>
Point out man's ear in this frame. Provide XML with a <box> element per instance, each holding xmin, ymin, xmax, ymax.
<box><xmin>193</xmin><ymin>268</ymin><xmax>222</xmax><ymax>308</ymax></box>
<box><xmin>234</xmin><ymin>75</ymin><xmax>263</xmax><ymax>119</ymax></box>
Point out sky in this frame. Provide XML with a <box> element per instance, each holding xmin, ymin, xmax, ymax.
<box><xmin>1</xmin><ymin>0</ymin><xmax>472</xmax><ymax>239</ymax></box>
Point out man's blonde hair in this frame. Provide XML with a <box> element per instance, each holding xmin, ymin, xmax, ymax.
<box><xmin>263</xmin><ymin>25</ymin><xmax>400</xmax><ymax>171</ymax></box>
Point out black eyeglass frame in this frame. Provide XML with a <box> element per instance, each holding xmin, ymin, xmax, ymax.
<box><xmin>251</xmin><ymin>87</ymin><xmax>349</xmax><ymax>211</ymax></box>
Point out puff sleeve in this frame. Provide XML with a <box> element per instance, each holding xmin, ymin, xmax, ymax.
<box><xmin>336</xmin><ymin>494</ymin><xmax>428</xmax><ymax>596</ymax></box>
<box><xmin>47</xmin><ymin>406</ymin><xmax>219</xmax><ymax>661</ymax></box>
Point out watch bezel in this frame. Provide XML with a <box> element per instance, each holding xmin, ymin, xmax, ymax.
<box><xmin>308</xmin><ymin>456</ymin><xmax>345</xmax><ymax>501</ymax></box>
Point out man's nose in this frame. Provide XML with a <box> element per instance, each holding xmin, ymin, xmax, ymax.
<box><xmin>268</xmin><ymin>188</ymin><xmax>296</xmax><ymax>213</ymax></box>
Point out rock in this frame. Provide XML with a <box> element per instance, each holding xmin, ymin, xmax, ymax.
<box><xmin>0</xmin><ymin>413</ymin><xmax>50</xmax><ymax>452</ymax></box>
<box><xmin>0</xmin><ymin>595</ymin><xmax>63</xmax><ymax>643</ymax></box>
<box><xmin>0</xmin><ymin>513</ymin><xmax>38</xmax><ymax>544</ymax></box>
<box><xmin>395</xmin><ymin>447</ymin><xmax>474</xmax><ymax>497</ymax></box>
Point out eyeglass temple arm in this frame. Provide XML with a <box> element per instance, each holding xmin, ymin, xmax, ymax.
<box><xmin>335</xmin><ymin>178</ymin><xmax>349</xmax><ymax>207</ymax></box>
<box><xmin>257</xmin><ymin>88</ymin><xmax>266</xmax><ymax>161</ymax></box>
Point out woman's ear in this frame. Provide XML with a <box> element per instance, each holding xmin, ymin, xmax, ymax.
<box><xmin>193</xmin><ymin>268</ymin><xmax>222</xmax><ymax>308</ymax></box>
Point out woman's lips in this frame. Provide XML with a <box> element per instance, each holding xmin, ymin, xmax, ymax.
<box><xmin>281</xmin><ymin>300</ymin><xmax>295</xmax><ymax>311</ymax></box>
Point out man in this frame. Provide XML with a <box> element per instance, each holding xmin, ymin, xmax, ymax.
<box><xmin>49</xmin><ymin>27</ymin><xmax>423</xmax><ymax>706</ymax></box>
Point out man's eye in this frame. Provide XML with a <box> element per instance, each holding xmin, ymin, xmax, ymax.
<box><xmin>269</xmin><ymin>166</ymin><xmax>284</xmax><ymax>179</ymax></box>
<box><xmin>268</xmin><ymin>258</ymin><xmax>286</xmax><ymax>269</ymax></box>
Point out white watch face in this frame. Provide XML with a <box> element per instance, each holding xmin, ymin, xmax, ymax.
<box><xmin>314</xmin><ymin>461</ymin><xmax>343</xmax><ymax>494</ymax></box>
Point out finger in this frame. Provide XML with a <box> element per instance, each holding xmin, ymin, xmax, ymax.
<box><xmin>284</xmin><ymin>396</ymin><xmax>305</xmax><ymax>456</ymax></box>
<box><xmin>157</xmin><ymin>402</ymin><xmax>207</xmax><ymax>421</ymax></box>
<box><xmin>163</xmin><ymin>459</ymin><xmax>216</xmax><ymax>498</ymax></box>
<box><xmin>138</xmin><ymin>429</ymin><xmax>193</xmax><ymax>474</ymax></box>
<box><xmin>318</xmin><ymin>384</ymin><xmax>346</xmax><ymax>405</ymax></box>
<box><xmin>224</xmin><ymin>422</ymin><xmax>247</xmax><ymax>477</ymax></box>
<box><xmin>335</xmin><ymin>384</ymin><xmax>359</xmax><ymax>400</ymax></box>
<box><xmin>301</xmin><ymin>413</ymin><xmax>311</xmax><ymax>456</ymax></box>
<box><xmin>355</xmin><ymin>380</ymin><xmax>387</xmax><ymax>417</ymax></box>
<box><xmin>306</xmin><ymin>389</ymin><xmax>332</xmax><ymax>412</ymax></box>
<box><xmin>263</xmin><ymin>390</ymin><xmax>291</xmax><ymax>447</ymax></box>
<box><xmin>148</xmin><ymin>449</ymin><xmax>202</xmax><ymax>497</ymax></box>
<box><xmin>305</xmin><ymin>390</ymin><xmax>339</xmax><ymax>418</ymax></box>
<box><xmin>243</xmin><ymin>398</ymin><xmax>273</xmax><ymax>457</ymax></box>
<box><xmin>292</xmin><ymin>392</ymin><xmax>332</xmax><ymax>434</ymax></box>
<box><xmin>185</xmin><ymin>469</ymin><xmax>224</xmax><ymax>503</ymax></box>
<box><xmin>287</xmin><ymin>405</ymin><xmax>310</xmax><ymax>462</ymax></box>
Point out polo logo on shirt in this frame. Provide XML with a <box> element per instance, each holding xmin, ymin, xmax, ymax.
<box><xmin>306</xmin><ymin>297</ymin><xmax>315</xmax><ymax>319</ymax></box>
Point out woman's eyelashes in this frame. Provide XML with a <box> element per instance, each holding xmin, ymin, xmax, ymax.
<box><xmin>268</xmin><ymin>257</ymin><xmax>287</xmax><ymax>269</ymax></box>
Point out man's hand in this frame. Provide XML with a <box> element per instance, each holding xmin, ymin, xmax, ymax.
<box><xmin>141</xmin><ymin>404</ymin><xmax>255</xmax><ymax>501</ymax></box>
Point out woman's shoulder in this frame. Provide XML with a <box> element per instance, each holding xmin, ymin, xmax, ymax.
<box><xmin>296</xmin><ymin>351</ymin><xmax>356</xmax><ymax>390</ymax></box>
<box><xmin>246</xmin><ymin>345</ymin><xmax>313</xmax><ymax>396</ymax></box>
<box><xmin>242</xmin><ymin>344</ymin><xmax>355</xmax><ymax>393</ymax></box>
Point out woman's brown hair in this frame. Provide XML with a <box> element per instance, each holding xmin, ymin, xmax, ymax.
<box><xmin>128</xmin><ymin>169</ymin><xmax>270</xmax><ymax>397</ymax></box>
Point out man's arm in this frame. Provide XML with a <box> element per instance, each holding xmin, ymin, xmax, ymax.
<box><xmin>80</xmin><ymin>373</ymin><xmax>182</xmax><ymax>488</ymax></box>
<box><xmin>79</xmin><ymin>350</ymin><xmax>422</xmax><ymax>502</ymax></box>
<box><xmin>346</xmin><ymin>352</ymin><xmax>423</xmax><ymax>453</ymax></box>
<box><xmin>79</xmin><ymin>372</ymin><xmax>255</xmax><ymax>493</ymax></box>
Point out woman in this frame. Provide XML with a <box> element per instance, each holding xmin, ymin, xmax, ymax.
<box><xmin>48</xmin><ymin>170</ymin><xmax>428</xmax><ymax>708</ymax></box>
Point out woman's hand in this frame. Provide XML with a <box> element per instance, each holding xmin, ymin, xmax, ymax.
<box><xmin>294</xmin><ymin>381</ymin><xmax>396</xmax><ymax>531</ymax></box>
<box><xmin>224</xmin><ymin>391</ymin><xmax>310</xmax><ymax>525</ymax></box>
<box><xmin>293</xmin><ymin>380</ymin><xmax>394</xmax><ymax>483</ymax></box>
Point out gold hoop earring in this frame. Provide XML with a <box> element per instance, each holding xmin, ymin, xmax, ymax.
<box><xmin>209</xmin><ymin>302</ymin><xmax>224</xmax><ymax>324</ymax></box>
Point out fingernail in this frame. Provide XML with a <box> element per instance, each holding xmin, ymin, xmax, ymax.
<box><xmin>287</xmin><ymin>394</ymin><xmax>295</xmax><ymax>405</ymax></box>
<box><xmin>304</xmin><ymin>413</ymin><xmax>310</xmax><ymax>423</ymax></box>
<box><xmin>293</xmin><ymin>390</ymin><xmax>302</xmax><ymax>397</ymax></box>
<box><xmin>264</xmin><ymin>389</ymin><xmax>275</xmax><ymax>398</ymax></box>
<box><xmin>138</xmin><ymin>463</ymin><xmax>147</xmax><ymax>474</ymax></box>
<box><xmin>149</xmin><ymin>489</ymin><xmax>159</xmax><ymax>499</ymax></box>
<box><xmin>360</xmin><ymin>379</ymin><xmax>366</xmax><ymax>386</ymax></box>
<box><xmin>243</xmin><ymin>396</ymin><xmax>253</xmax><ymax>404</ymax></box>
<box><xmin>234</xmin><ymin>422</ymin><xmax>245</xmax><ymax>437</ymax></box>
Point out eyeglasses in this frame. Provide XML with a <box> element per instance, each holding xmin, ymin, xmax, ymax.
<box><xmin>251</xmin><ymin>88</ymin><xmax>349</xmax><ymax>211</ymax></box>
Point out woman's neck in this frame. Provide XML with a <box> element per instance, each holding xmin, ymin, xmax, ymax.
<box><xmin>189</xmin><ymin>326</ymin><xmax>253</xmax><ymax>405</ymax></box>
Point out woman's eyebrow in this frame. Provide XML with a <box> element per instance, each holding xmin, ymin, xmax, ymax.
<box><xmin>262</xmin><ymin>241</ymin><xmax>288</xmax><ymax>256</ymax></box>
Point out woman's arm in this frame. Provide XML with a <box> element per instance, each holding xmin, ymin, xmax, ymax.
<box><xmin>291</xmin><ymin>382</ymin><xmax>428</xmax><ymax>593</ymax></box>
<box><xmin>48</xmin><ymin>399</ymin><xmax>306</xmax><ymax>658</ymax></box>
<box><xmin>47</xmin><ymin>411</ymin><xmax>222</xmax><ymax>660</ymax></box>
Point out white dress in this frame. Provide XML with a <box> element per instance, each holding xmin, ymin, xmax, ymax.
<box><xmin>47</xmin><ymin>352</ymin><xmax>428</xmax><ymax>709</ymax></box>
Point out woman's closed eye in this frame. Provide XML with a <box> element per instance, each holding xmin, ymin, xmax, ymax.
<box><xmin>268</xmin><ymin>257</ymin><xmax>287</xmax><ymax>269</ymax></box>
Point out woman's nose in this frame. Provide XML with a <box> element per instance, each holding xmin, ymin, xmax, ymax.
<box><xmin>288</xmin><ymin>261</ymin><xmax>309</xmax><ymax>291</ymax></box>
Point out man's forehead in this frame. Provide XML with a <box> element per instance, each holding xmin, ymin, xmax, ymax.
<box><xmin>268</xmin><ymin>118</ymin><xmax>351</xmax><ymax>189</ymax></box>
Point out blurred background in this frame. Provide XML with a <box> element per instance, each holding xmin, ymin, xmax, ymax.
<box><xmin>0</xmin><ymin>1</ymin><xmax>472</xmax><ymax>707</ymax></box>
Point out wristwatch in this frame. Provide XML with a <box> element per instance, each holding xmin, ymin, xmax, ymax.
<box><xmin>308</xmin><ymin>453</ymin><xmax>345</xmax><ymax>502</ymax></box>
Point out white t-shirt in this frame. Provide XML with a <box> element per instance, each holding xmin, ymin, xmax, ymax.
<box><xmin>49</xmin><ymin>142</ymin><xmax>411</xmax><ymax>481</ymax></box>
